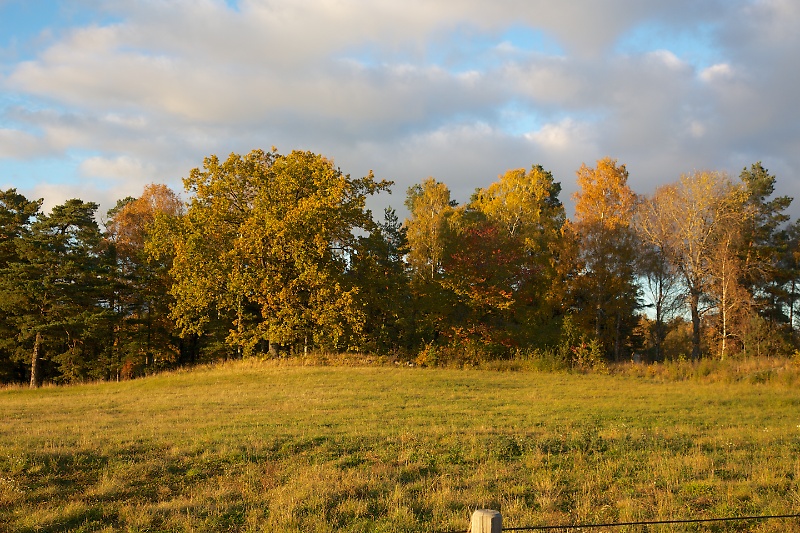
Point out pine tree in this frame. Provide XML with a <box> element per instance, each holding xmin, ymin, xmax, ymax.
<box><xmin>0</xmin><ymin>199</ymin><xmax>114</xmax><ymax>385</ymax></box>
<box><xmin>0</xmin><ymin>189</ymin><xmax>42</xmax><ymax>382</ymax></box>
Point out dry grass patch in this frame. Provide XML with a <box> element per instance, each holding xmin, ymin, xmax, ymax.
<box><xmin>1</xmin><ymin>360</ymin><xmax>799</xmax><ymax>531</ymax></box>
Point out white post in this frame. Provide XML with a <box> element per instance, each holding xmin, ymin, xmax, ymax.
<box><xmin>471</xmin><ymin>509</ymin><xmax>502</xmax><ymax>533</ymax></box>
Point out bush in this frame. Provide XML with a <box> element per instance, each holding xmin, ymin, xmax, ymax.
<box><xmin>558</xmin><ymin>315</ymin><xmax>607</xmax><ymax>372</ymax></box>
<box><xmin>415</xmin><ymin>342</ymin><xmax>439</xmax><ymax>367</ymax></box>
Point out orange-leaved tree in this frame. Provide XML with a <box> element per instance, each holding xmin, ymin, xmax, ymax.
<box><xmin>107</xmin><ymin>184</ymin><xmax>184</xmax><ymax>370</ymax></box>
<box><xmin>569</xmin><ymin>157</ymin><xmax>640</xmax><ymax>361</ymax></box>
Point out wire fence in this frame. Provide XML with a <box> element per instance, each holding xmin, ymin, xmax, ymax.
<box><xmin>503</xmin><ymin>513</ymin><xmax>800</xmax><ymax>531</ymax></box>
<box><xmin>441</xmin><ymin>512</ymin><xmax>800</xmax><ymax>533</ymax></box>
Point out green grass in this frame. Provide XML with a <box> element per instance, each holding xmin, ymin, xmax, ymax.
<box><xmin>1</xmin><ymin>359</ymin><xmax>800</xmax><ymax>532</ymax></box>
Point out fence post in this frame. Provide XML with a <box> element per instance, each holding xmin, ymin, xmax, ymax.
<box><xmin>471</xmin><ymin>509</ymin><xmax>502</xmax><ymax>533</ymax></box>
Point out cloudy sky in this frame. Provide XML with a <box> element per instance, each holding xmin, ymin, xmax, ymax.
<box><xmin>1</xmin><ymin>0</ymin><xmax>799</xmax><ymax>220</ymax></box>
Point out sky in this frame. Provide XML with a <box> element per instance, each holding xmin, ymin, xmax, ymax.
<box><xmin>2</xmin><ymin>0</ymin><xmax>800</xmax><ymax>221</ymax></box>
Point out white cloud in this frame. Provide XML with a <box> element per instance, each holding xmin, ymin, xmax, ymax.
<box><xmin>647</xmin><ymin>49</ymin><xmax>685</xmax><ymax>70</ymax></box>
<box><xmin>502</xmin><ymin>58</ymin><xmax>589</xmax><ymax>108</ymax></box>
<box><xmin>28</xmin><ymin>182</ymin><xmax>113</xmax><ymax>217</ymax></box>
<box><xmin>2</xmin><ymin>0</ymin><xmax>800</xmax><ymax>219</ymax></box>
<box><xmin>700</xmin><ymin>63</ymin><xmax>733</xmax><ymax>83</ymax></box>
<box><xmin>0</xmin><ymin>128</ymin><xmax>53</xmax><ymax>158</ymax></box>
<box><xmin>526</xmin><ymin>119</ymin><xmax>593</xmax><ymax>152</ymax></box>
<box><xmin>79</xmin><ymin>155</ymin><xmax>153</xmax><ymax>181</ymax></box>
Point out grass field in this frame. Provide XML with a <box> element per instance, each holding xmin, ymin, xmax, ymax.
<box><xmin>1</xmin><ymin>359</ymin><xmax>800</xmax><ymax>532</ymax></box>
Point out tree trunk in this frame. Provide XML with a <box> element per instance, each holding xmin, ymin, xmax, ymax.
<box><xmin>595</xmin><ymin>303</ymin><xmax>602</xmax><ymax>339</ymax></box>
<box><xmin>720</xmin><ymin>281</ymin><xmax>728</xmax><ymax>361</ymax></box>
<box><xmin>690</xmin><ymin>289</ymin><xmax>701</xmax><ymax>361</ymax></box>
<box><xmin>269</xmin><ymin>339</ymin><xmax>278</xmax><ymax>357</ymax></box>
<box><xmin>654</xmin><ymin>296</ymin><xmax>663</xmax><ymax>361</ymax></box>
<box><xmin>30</xmin><ymin>331</ymin><xmax>42</xmax><ymax>388</ymax></box>
<box><xmin>790</xmin><ymin>279</ymin><xmax>796</xmax><ymax>337</ymax></box>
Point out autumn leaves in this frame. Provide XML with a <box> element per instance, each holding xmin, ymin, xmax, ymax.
<box><xmin>403</xmin><ymin>159</ymin><xmax>792</xmax><ymax>363</ymax></box>
<box><xmin>1</xmin><ymin>149</ymin><xmax>794</xmax><ymax>386</ymax></box>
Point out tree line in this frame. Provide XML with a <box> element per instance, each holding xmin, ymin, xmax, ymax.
<box><xmin>1</xmin><ymin>148</ymin><xmax>797</xmax><ymax>386</ymax></box>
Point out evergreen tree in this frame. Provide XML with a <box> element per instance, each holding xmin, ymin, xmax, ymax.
<box><xmin>0</xmin><ymin>189</ymin><xmax>42</xmax><ymax>382</ymax></box>
<box><xmin>738</xmin><ymin>162</ymin><xmax>793</xmax><ymax>324</ymax></box>
<box><xmin>348</xmin><ymin>208</ymin><xmax>413</xmax><ymax>353</ymax></box>
<box><xmin>0</xmin><ymin>199</ymin><xmax>114</xmax><ymax>385</ymax></box>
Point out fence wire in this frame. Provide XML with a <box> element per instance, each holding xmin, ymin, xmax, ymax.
<box><xmin>504</xmin><ymin>513</ymin><xmax>800</xmax><ymax>531</ymax></box>
<box><xmin>439</xmin><ymin>513</ymin><xmax>800</xmax><ymax>533</ymax></box>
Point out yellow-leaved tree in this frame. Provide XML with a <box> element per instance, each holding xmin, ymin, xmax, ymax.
<box><xmin>149</xmin><ymin>149</ymin><xmax>390</xmax><ymax>358</ymax></box>
<box><xmin>403</xmin><ymin>178</ymin><xmax>458</xmax><ymax>345</ymax></box>
<box><xmin>465</xmin><ymin>165</ymin><xmax>567</xmax><ymax>347</ymax></box>
<box><xmin>569</xmin><ymin>157</ymin><xmax>640</xmax><ymax>361</ymax></box>
<box><xmin>404</xmin><ymin>178</ymin><xmax>456</xmax><ymax>282</ymax></box>
<box><xmin>403</xmin><ymin>166</ymin><xmax>568</xmax><ymax>354</ymax></box>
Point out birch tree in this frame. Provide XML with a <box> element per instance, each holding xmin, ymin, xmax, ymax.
<box><xmin>467</xmin><ymin>165</ymin><xmax>567</xmax><ymax>346</ymax></box>
<box><xmin>634</xmin><ymin>209</ymin><xmax>684</xmax><ymax>360</ymax></box>
<box><xmin>404</xmin><ymin>178</ymin><xmax>456</xmax><ymax>281</ymax></box>
<box><xmin>637</xmin><ymin>171</ymin><xmax>745</xmax><ymax>359</ymax></box>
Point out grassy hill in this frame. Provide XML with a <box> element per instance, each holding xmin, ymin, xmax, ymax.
<box><xmin>1</xmin><ymin>360</ymin><xmax>799</xmax><ymax>532</ymax></box>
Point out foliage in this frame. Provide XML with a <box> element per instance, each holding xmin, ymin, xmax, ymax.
<box><xmin>738</xmin><ymin>162</ymin><xmax>794</xmax><ymax>323</ymax></box>
<box><xmin>0</xmin><ymin>189</ymin><xmax>42</xmax><ymax>382</ymax></box>
<box><xmin>556</xmin><ymin>314</ymin><xmax>607</xmax><ymax>372</ymax></box>
<box><xmin>0</xmin><ymin>197</ymin><xmax>117</xmax><ymax>385</ymax></box>
<box><xmin>5</xmin><ymin>151</ymin><xmax>800</xmax><ymax>384</ymax></box>
<box><xmin>569</xmin><ymin>158</ymin><xmax>640</xmax><ymax>361</ymax></box>
<box><xmin>403</xmin><ymin>166</ymin><xmax>568</xmax><ymax>356</ymax></box>
<box><xmin>404</xmin><ymin>177</ymin><xmax>455</xmax><ymax>282</ymax></box>
<box><xmin>467</xmin><ymin>165</ymin><xmax>567</xmax><ymax>345</ymax></box>
<box><xmin>636</xmin><ymin>171</ymin><xmax>746</xmax><ymax>360</ymax></box>
<box><xmin>151</xmin><ymin>149</ymin><xmax>391</xmax><ymax>358</ymax></box>
<box><xmin>106</xmin><ymin>184</ymin><xmax>184</xmax><ymax>371</ymax></box>
<box><xmin>348</xmin><ymin>208</ymin><xmax>414</xmax><ymax>353</ymax></box>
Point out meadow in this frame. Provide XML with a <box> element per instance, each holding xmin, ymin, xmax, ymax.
<box><xmin>1</xmin><ymin>358</ymin><xmax>800</xmax><ymax>532</ymax></box>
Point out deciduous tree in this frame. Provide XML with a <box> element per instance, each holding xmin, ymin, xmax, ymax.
<box><xmin>569</xmin><ymin>157</ymin><xmax>640</xmax><ymax>361</ymax></box>
<box><xmin>466</xmin><ymin>165</ymin><xmax>567</xmax><ymax>347</ymax></box>
<box><xmin>157</xmin><ymin>149</ymin><xmax>390</xmax><ymax>357</ymax></box>
<box><xmin>149</xmin><ymin>150</ymin><xmax>276</xmax><ymax>357</ymax></box>
<box><xmin>637</xmin><ymin>171</ymin><xmax>745</xmax><ymax>359</ymax></box>
<box><xmin>241</xmin><ymin>150</ymin><xmax>390</xmax><ymax>352</ymax></box>
<box><xmin>108</xmin><ymin>184</ymin><xmax>184</xmax><ymax>371</ymax></box>
<box><xmin>404</xmin><ymin>178</ymin><xmax>456</xmax><ymax>282</ymax></box>
<box><xmin>634</xmin><ymin>220</ymin><xmax>684</xmax><ymax>361</ymax></box>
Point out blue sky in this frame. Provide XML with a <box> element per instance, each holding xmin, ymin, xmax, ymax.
<box><xmin>2</xmin><ymin>0</ymin><xmax>799</xmax><ymax>218</ymax></box>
